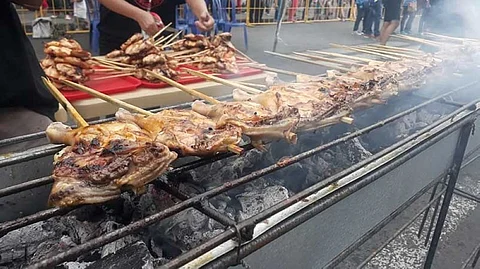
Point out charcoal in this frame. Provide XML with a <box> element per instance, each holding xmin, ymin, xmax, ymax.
<box><xmin>85</xmin><ymin>241</ymin><xmax>154</xmax><ymax>269</ymax></box>
<box><xmin>100</xmin><ymin>221</ymin><xmax>140</xmax><ymax>258</ymax></box>
<box><xmin>63</xmin><ymin>262</ymin><xmax>93</xmax><ymax>269</ymax></box>
<box><xmin>236</xmin><ymin>185</ymin><xmax>289</xmax><ymax>221</ymax></box>
<box><xmin>149</xmin><ymin>208</ymin><xmax>224</xmax><ymax>251</ymax></box>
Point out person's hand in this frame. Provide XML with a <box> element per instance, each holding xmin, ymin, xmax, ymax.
<box><xmin>135</xmin><ymin>10</ymin><xmax>159</xmax><ymax>36</ymax></box>
<box><xmin>195</xmin><ymin>11</ymin><xmax>214</xmax><ymax>32</ymax></box>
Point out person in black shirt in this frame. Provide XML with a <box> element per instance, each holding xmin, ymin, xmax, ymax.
<box><xmin>98</xmin><ymin>0</ymin><xmax>214</xmax><ymax>55</ymax></box>
<box><xmin>0</xmin><ymin>0</ymin><xmax>58</xmax><ymax>154</ymax></box>
<box><xmin>379</xmin><ymin>0</ymin><xmax>402</xmax><ymax>45</ymax></box>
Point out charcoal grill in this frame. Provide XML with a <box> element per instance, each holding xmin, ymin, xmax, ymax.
<box><xmin>1</xmin><ymin>77</ymin><xmax>480</xmax><ymax>269</ymax></box>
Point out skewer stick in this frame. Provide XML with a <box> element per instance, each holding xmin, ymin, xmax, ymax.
<box><xmin>293</xmin><ymin>52</ymin><xmax>364</xmax><ymax>66</ymax></box>
<box><xmin>161</xmin><ymin>30</ymin><xmax>184</xmax><ymax>49</ymax></box>
<box><xmin>154</xmin><ymin>33</ymin><xmax>173</xmax><ymax>46</ymax></box>
<box><xmin>329</xmin><ymin>43</ymin><xmax>400</xmax><ymax>60</ymax></box>
<box><xmin>41</xmin><ymin>77</ymin><xmax>89</xmax><ymax>128</ymax></box>
<box><xmin>227</xmin><ymin>144</ymin><xmax>243</xmax><ymax>155</ymax></box>
<box><xmin>367</xmin><ymin>44</ymin><xmax>424</xmax><ymax>54</ymax></box>
<box><xmin>152</xmin><ymin>22</ymin><xmax>173</xmax><ymax>40</ymax></box>
<box><xmin>143</xmin><ymin>69</ymin><xmax>220</xmax><ymax>104</ymax></box>
<box><xmin>93</xmin><ymin>57</ymin><xmax>135</xmax><ymax>68</ymax></box>
<box><xmin>243</xmin><ymin>63</ymin><xmax>307</xmax><ymax>77</ymax></box>
<box><xmin>168</xmin><ymin>48</ymin><xmax>201</xmax><ymax>57</ymax></box>
<box><xmin>397</xmin><ymin>34</ymin><xmax>443</xmax><ymax>45</ymax></box>
<box><xmin>307</xmin><ymin>50</ymin><xmax>382</xmax><ymax>64</ymax></box>
<box><xmin>90</xmin><ymin>73</ymin><xmax>136</xmax><ymax>81</ymax></box>
<box><xmin>161</xmin><ymin>39</ymin><xmax>184</xmax><ymax>49</ymax></box>
<box><xmin>183</xmin><ymin>68</ymin><xmax>263</xmax><ymax>94</ymax></box>
<box><xmin>355</xmin><ymin>46</ymin><xmax>418</xmax><ymax>59</ymax></box>
<box><xmin>424</xmin><ymin>32</ymin><xmax>479</xmax><ymax>42</ymax></box>
<box><xmin>235</xmin><ymin>48</ymin><xmax>256</xmax><ymax>63</ymax></box>
<box><xmin>237</xmin><ymin>81</ymin><xmax>268</xmax><ymax>90</ymax></box>
<box><xmin>60</xmin><ymin>79</ymin><xmax>154</xmax><ymax>116</ymax></box>
<box><xmin>264</xmin><ymin>51</ymin><xmax>353</xmax><ymax>72</ymax></box>
<box><xmin>391</xmin><ymin>35</ymin><xmax>442</xmax><ymax>47</ymax></box>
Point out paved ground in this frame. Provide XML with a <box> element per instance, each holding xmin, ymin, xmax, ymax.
<box><xmin>28</xmin><ymin>20</ymin><xmax>480</xmax><ymax>268</ymax></box>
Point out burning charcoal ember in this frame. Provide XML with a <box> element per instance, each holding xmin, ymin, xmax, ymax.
<box><xmin>85</xmin><ymin>241</ymin><xmax>155</xmax><ymax>269</ymax></box>
<box><xmin>149</xmin><ymin>208</ymin><xmax>224</xmax><ymax>251</ymax></box>
<box><xmin>236</xmin><ymin>185</ymin><xmax>289</xmax><ymax>222</ymax></box>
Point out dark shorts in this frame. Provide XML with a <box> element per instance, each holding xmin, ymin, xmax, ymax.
<box><xmin>383</xmin><ymin>0</ymin><xmax>402</xmax><ymax>21</ymax></box>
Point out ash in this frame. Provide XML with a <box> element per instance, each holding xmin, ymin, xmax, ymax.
<box><xmin>0</xmin><ymin>95</ymin><xmax>454</xmax><ymax>268</ymax></box>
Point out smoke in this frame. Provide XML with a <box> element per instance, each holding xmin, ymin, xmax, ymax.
<box><xmin>434</xmin><ymin>0</ymin><xmax>480</xmax><ymax>38</ymax></box>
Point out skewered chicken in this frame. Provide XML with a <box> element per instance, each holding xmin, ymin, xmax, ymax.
<box><xmin>105</xmin><ymin>34</ymin><xmax>179</xmax><ymax>81</ymax></box>
<box><xmin>41</xmin><ymin>38</ymin><xmax>93</xmax><ymax>86</ymax></box>
<box><xmin>45</xmin><ymin>121</ymin><xmax>177</xmax><ymax>207</ymax></box>
<box><xmin>116</xmin><ymin>108</ymin><xmax>243</xmax><ymax>156</ymax></box>
<box><xmin>192</xmin><ymin>100</ymin><xmax>298</xmax><ymax>148</ymax></box>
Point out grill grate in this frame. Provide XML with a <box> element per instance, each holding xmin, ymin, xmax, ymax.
<box><xmin>0</xmin><ymin>81</ymin><xmax>478</xmax><ymax>269</ymax></box>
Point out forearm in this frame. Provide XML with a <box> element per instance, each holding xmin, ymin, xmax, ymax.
<box><xmin>185</xmin><ymin>0</ymin><xmax>209</xmax><ymax>18</ymax></box>
<box><xmin>11</xmin><ymin>0</ymin><xmax>42</xmax><ymax>10</ymax></box>
<box><xmin>99</xmin><ymin>0</ymin><xmax>144</xmax><ymax>21</ymax></box>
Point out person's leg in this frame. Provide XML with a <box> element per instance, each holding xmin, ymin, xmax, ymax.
<box><xmin>405</xmin><ymin>10</ymin><xmax>415</xmax><ymax>32</ymax></box>
<box><xmin>373</xmin><ymin>1</ymin><xmax>381</xmax><ymax>37</ymax></box>
<box><xmin>353</xmin><ymin>4</ymin><xmax>363</xmax><ymax>31</ymax></box>
<box><xmin>400</xmin><ymin>7</ymin><xmax>408</xmax><ymax>32</ymax></box>
<box><xmin>364</xmin><ymin>7</ymin><xmax>373</xmax><ymax>35</ymax></box>
<box><xmin>379</xmin><ymin>20</ymin><xmax>399</xmax><ymax>44</ymax></box>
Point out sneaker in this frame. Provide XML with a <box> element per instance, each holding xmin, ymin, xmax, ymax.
<box><xmin>65</xmin><ymin>14</ymin><xmax>72</xmax><ymax>20</ymax></box>
<box><xmin>364</xmin><ymin>34</ymin><xmax>374</xmax><ymax>39</ymax></box>
<box><xmin>356</xmin><ymin>30</ymin><xmax>363</xmax><ymax>35</ymax></box>
<box><xmin>50</xmin><ymin>15</ymin><xmax>57</xmax><ymax>18</ymax></box>
<box><xmin>400</xmin><ymin>31</ymin><xmax>406</xmax><ymax>34</ymax></box>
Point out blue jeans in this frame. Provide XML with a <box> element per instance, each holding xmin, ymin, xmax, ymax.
<box><xmin>365</xmin><ymin>0</ymin><xmax>382</xmax><ymax>36</ymax></box>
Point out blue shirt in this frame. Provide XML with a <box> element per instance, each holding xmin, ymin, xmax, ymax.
<box><xmin>403</xmin><ymin>0</ymin><xmax>416</xmax><ymax>6</ymax></box>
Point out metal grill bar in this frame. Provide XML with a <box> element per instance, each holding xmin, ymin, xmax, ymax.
<box><xmin>24</xmin><ymin>83</ymin><xmax>478</xmax><ymax>269</ymax></box>
<box><xmin>163</xmin><ymin>100</ymin><xmax>478</xmax><ymax>268</ymax></box>
<box><xmin>0</xmin><ymin>176</ymin><xmax>53</xmax><ymax>198</ymax></box>
<box><xmin>0</xmin><ymin>207</ymin><xmax>75</xmax><ymax>237</ymax></box>
<box><xmin>201</xmin><ymin>115</ymin><xmax>475</xmax><ymax>269</ymax></box>
<box><xmin>154</xmin><ymin>180</ymin><xmax>236</xmax><ymax>227</ymax></box>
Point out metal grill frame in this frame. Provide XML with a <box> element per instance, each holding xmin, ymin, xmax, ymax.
<box><xmin>0</xmin><ymin>81</ymin><xmax>479</xmax><ymax>269</ymax></box>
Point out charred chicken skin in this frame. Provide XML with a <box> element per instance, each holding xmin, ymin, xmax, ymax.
<box><xmin>45</xmin><ymin>121</ymin><xmax>177</xmax><ymax>207</ymax></box>
<box><xmin>116</xmin><ymin>108</ymin><xmax>243</xmax><ymax>156</ymax></box>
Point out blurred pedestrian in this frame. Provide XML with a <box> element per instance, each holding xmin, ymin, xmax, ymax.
<box><xmin>400</xmin><ymin>0</ymin><xmax>416</xmax><ymax>34</ymax></box>
<box><xmin>352</xmin><ymin>0</ymin><xmax>367</xmax><ymax>34</ymax></box>
<box><xmin>418</xmin><ymin>0</ymin><xmax>430</xmax><ymax>34</ymax></box>
<box><xmin>364</xmin><ymin>0</ymin><xmax>381</xmax><ymax>38</ymax></box>
<box><xmin>379</xmin><ymin>0</ymin><xmax>402</xmax><ymax>45</ymax></box>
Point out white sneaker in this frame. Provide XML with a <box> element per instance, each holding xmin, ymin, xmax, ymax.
<box><xmin>65</xmin><ymin>15</ymin><xmax>72</xmax><ymax>20</ymax></box>
<box><xmin>356</xmin><ymin>31</ymin><xmax>363</xmax><ymax>35</ymax></box>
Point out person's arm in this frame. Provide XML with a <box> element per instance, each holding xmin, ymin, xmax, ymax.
<box><xmin>185</xmin><ymin>0</ymin><xmax>214</xmax><ymax>31</ymax></box>
<box><xmin>99</xmin><ymin>0</ymin><xmax>159</xmax><ymax>35</ymax></box>
<box><xmin>12</xmin><ymin>0</ymin><xmax>43</xmax><ymax>10</ymax></box>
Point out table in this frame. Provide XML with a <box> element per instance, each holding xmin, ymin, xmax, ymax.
<box><xmin>54</xmin><ymin>72</ymin><xmax>267</xmax><ymax>122</ymax></box>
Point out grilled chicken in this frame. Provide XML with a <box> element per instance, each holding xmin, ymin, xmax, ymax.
<box><xmin>233</xmin><ymin>86</ymin><xmax>338</xmax><ymax>132</ymax></box>
<box><xmin>116</xmin><ymin>108</ymin><xmax>243</xmax><ymax>156</ymax></box>
<box><xmin>192</xmin><ymin>100</ymin><xmax>298</xmax><ymax>148</ymax></box>
<box><xmin>46</xmin><ymin>121</ymin><xmax>177</xmax><ymax>207</ymax></box>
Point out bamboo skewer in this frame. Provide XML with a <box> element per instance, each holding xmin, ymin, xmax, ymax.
<box><xmin>90</xmin><ymin>73</ymin><xmax>136</xmax><ymax>81</ymax></box>
<box><xmin>391</xmin><ymin>35</ymin><xmax>442</xmax><ymax>47</ymax></box>
<box><xmin>42</xmin><ymin>77</ymin><xmax>89</xmax><ymax>128</ymax></box>
<box><xmin>60</xmin><ymin>80</ymin><xmax>154</xmax><ymax>116</ymax></box>
<box><xmin>168</xmin><ymin>48</ymin><xmax>201</xmax><ymax>57</ymax></box>
<box><xmin>93</xmin><ymin>57</ymin><xmax>136</xmax><ymax>68</ymax></box>
<box><xmin>265</xmin><ymin>51</ymin><xmax>353</xmax><ymax>72</ymax></box>
<box><xmin>152</xmin><ymin>22</ymin><xmax>173</xmax><ymax>40</ymax></box>
<box><xmin>235</xmin><ymin>48</ymin><xmax>256</xmax><ymax>63</ymax></box>
<box><xmin>237</xmin><ymin>82</ymin><xmax>268</xmax><ymax>90</ymax></box>
<box><xmin>183</xmin><ymin>68</ymin><xmax>263</xmax><ymax>94</ymax></box>
<box><xmin>161</xmin><ymin>30</ymin><xmax>184</xmax><ymax>49</ymax></box>
<box><xmin>355</xmin><ymin>46</ymin><xmax>418</xmax><ymax>59</ymax></box>
<box><xmin>293</xmin><ymin>52</ymin><xmax>364</xmax><ymax>66</ymax></box>
<box><xmin>161</xmin><ymin>39</ymin><xmax>184</xmax><ymax>49</ymax></box>
<box><xmin>243</xmin><ymin>63</ymin><xmax>308</xmax><ymax>77</ymax></box>
<box><xmin>424</xmin><ymin>32</ymin><xmax>479</xmax><ymax>42</ymax></box>
<box><xmin>154</xmin><ymin>33</ymin><xmax>173</xmax><ymax>46</ymax></box>
<box><xmin>329</xmin><ymin>43</ymin><xmax>400</xmax><ymax>60</ymax></box>
<box><xmin>367</xmin><ymin>44</ymin><xmax>424</xmax><ymax>54</ymax></box>
<box><xmin>307</xmin><ymin>50</ymin><xmax>382</xmax><ymax>64</ymax></box>
<box><xmin>144</xmin><ymin>69</ymin><xmax>220</xmax><ymax>104</ymax></box>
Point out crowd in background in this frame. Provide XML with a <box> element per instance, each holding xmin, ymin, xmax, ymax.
<box><xmin>352</xmin><ymin>0</ymin><xmax>434</xmax><ymax>38</ymax></box>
